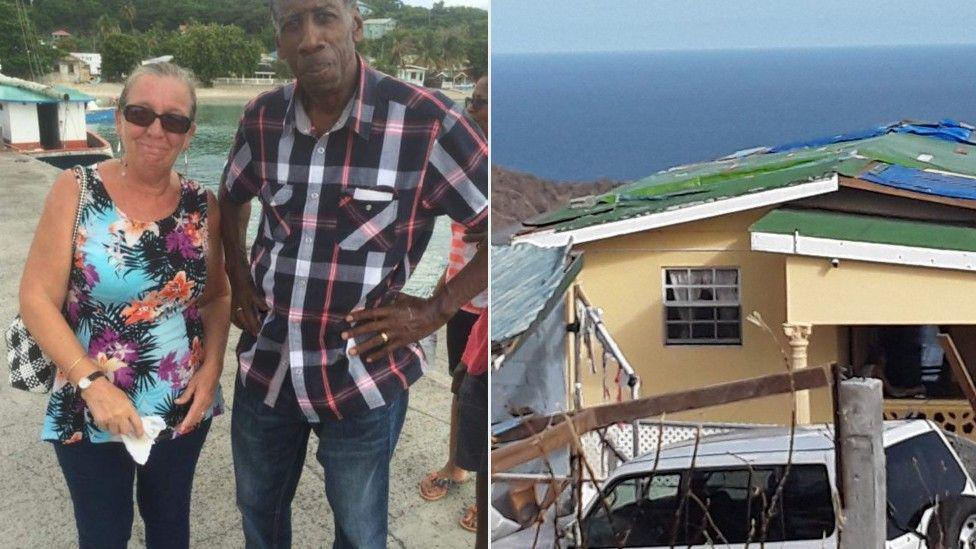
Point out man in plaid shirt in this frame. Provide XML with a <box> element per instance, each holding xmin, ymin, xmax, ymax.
<box><xmin>217</xmin><ymin>0</ymin><xmax>487</xmax><ymax>546</ymax></box>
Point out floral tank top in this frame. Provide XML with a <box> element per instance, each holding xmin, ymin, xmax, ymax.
<box><xmin>42</xmin><ymin>165</ymin><xmax>224</xmax><ymax>444</ymax></box>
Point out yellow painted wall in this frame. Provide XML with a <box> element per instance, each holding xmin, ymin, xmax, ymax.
<box><xmin>786</xmin><ymin>257</ymin><xmax>976</xmax><ymax>325</ymax></box>
<box><xmin>574</xmin><ymin>209</ymin><xmax>840</xmax><ymax>425</ymax></box>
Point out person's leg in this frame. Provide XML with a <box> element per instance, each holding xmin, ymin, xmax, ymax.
<box><xmin>136</xmin><ymin>419</ymin><xmax>211</xmax><ymax>549</ymax></box>
<box><xmin>455</xmin><ymin>372</ymin><xmax>488</xmax><ymax>542</ymax></box>
<box><xmin>54</xmin><ymin>440</ymin><xmax>136</xmax><ymax>549</ymax></box>
<box><xmin>423</xmin><ymin>310</ymin><xmax>479</xmax><ymax>497</ymax></box>
<box><xmin>232</xmin><ymin>379</ymin><xmax>312</xmax><ymax>549</ymax></box>
<box><xmin>316</xmin><ymin>389</ymin><xmax>409</xmax><ymax>549</ymax></box>
<box><xmin>475</xmin><ymin>472</ymin><xmax>487</xmax><ymax>549</ymax></box>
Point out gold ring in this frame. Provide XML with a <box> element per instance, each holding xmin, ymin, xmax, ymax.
<box><xmin>380</xmin><ymin>331</ymin><xmax>389</xmax><ymax>344</ymax></box>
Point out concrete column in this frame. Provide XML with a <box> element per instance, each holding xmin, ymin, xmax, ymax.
<box><xmin>783</xmin><ymin>323</ymin><xmax>813</xmax><ymax>424</ymax></box>
<box><xmin>838</xmin><ymin>378</ymin><xmax>886</xmax><ymax>548</ymax></box>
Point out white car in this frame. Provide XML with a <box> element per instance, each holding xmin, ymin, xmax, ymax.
<box><xmin>570</xmin><ymin>420</ymin><xmax>976</xmax><ymax>548</ymax></box>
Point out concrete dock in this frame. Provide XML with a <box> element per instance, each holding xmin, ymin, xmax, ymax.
<box><xmin>0</xmin><ymin>151</ymin><xmax>473</xmax><ymax>548</ymax></box>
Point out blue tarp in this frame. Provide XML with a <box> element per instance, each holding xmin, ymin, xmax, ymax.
<box><xmin>768</xmin><ymin>126</ymin><xmax>887</xmax><ymax>153</ymax></box>
<box><xmin>893</xmin><ymin>119</ymin><xmax>975</xmax><ymax>145</ymax></box>
<box><xmin>768</xmin><ymin>119</ymin><xmax>976</xmax><ymax>154</ymax></box>
<box><xmin>861</xmin><ymin>163</ymin><xmax>976</xmax><ymax>201</ymax></box>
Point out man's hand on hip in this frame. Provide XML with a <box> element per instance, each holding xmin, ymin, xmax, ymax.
<box><xmin>343</xmin><ymin>293</ymin><xmax>452</xmax><ymax>363</ymax></box>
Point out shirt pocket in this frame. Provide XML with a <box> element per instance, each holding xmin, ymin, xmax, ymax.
<box><xmin>337</xmin><ymin>186</ymin><xmax>399</xmax><ymax>252</ymax></box>
<box><xmin>259</xmin><ymin>179</ymin><xmax>295</xmax><ymax>242</ymax></box>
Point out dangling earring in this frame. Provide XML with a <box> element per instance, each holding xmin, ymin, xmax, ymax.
<box><xmin>116</xmin><ymin>139</ymin><xmax>126</xmax><ymax>177</ymax></box>
<box><xmin>183</xmin><ymin>150</ymin><xmax>189</xmax><ymax>178</ymax></box>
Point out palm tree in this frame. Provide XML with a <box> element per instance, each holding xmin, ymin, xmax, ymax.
<box><xmin>120</xmin><ymin>2</ymin><xmax>136</xmax><ymax>32</ymax></box>
<box><xmin>387</xmin><ymin>30</ymin><xmax>411</xmax><ymax>72</ymax></box>
<box><xmin>439</xmin><ymin>28</ymin><xmax>465</xmax><ymax>73</ymax></box>
<box><xmin>94</xmin><ymin>14</ymin><xmax>121</xmax><ymax>53</ymax></box>
<box><xmin>413</xmin><ymin>29</ymin><xmax>441</xmax><ymax>74</ymax></box>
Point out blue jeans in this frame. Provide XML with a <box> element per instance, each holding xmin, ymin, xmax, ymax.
<box><xmin>231</xmin><ymin>378</ymin><xmax>408</xmax><ymax>549</ymax></box>
<box><xmin>53</xmin><ymin>420</ymin><xmax>211</xmax><ymax>549</ymax></box>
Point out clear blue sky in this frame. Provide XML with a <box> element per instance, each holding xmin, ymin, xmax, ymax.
<box><xmin>492</xmin><ymin>0</ymin><xmax>976</xmax><ymax>54</ymax></box>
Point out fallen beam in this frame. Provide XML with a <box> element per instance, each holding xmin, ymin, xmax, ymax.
<box><xmin>492</xmin><ymin>366</ymin><xmax>832</xmax><ymax>474</ymax></box>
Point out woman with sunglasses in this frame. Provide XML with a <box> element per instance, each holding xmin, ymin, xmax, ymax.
<box><xmin>18</xmin><ymin>62</ymin><xmax>230</xmax><ymax>548</ymax></box>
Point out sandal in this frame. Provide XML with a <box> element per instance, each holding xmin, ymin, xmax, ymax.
<box><xmin>459</xmin><ymin>504</ymin><xmax>477</xmax><ymax>533</ymax></box>
<box><xmin>419</xmin><ymin>471</ymin><xmax>469</xmax><ymax>501</ymax></box>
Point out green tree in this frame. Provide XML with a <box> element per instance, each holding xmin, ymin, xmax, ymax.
<box><xmin>92</xmin><ymin>14</ymin><xmax>121</xmax><ymax>54</ymax></box>
<box><xmin>364</xmin><ymin>0</ymin><xmax>403</xmax><ymax>18</ymax></box>
<box><xmin>413</xmin><ymin>29</ymin><xmax>442</xmax><ymax>73</ymax></box>
<box><xmin>120</xmin><ymin>1</ymin><xmax>137</xmax><ymax>31</ymax></box>
<box><xmin>272</xmin><ymin>58</ymin><xmax>293</xmax><ymax>80</ymax></box>
<box><xmin>172</xmin><ymin>23</ymin><xmax>260</xmax><ymax>86</ymax></box>
<box><xmin>0</xmin><ymin>0</ymin><xmax>61</xmax><ymax>78</ymax></box>
<box><xmin>101</xmin><ymin>32</ymin><xmax>145</xmax><ymax>81</ymax></box>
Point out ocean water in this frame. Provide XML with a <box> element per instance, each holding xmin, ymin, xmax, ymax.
<box><xmin>89</xmin><ymin>104</ymin><xmax>449</xmax><ymax>296</ymax></box>
<box><xmin>493</xmin><ymin>45</ymin><xmax>976</xmax><ymax>181</ymax></box>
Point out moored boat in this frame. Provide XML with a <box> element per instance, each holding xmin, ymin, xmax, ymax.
<box><xmin>0</xmin><ymin>74</ymin><xmax>112</xmax><ymax>168</ymax></box>
<box><xmin>85</xmin><ymin>101</ymin><xmax>116</xmax><ymax>124</ymax></box>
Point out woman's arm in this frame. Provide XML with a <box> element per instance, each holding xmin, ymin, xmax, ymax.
<box><xmin>176</xmin><ymin>190</ymin><xmax>230</xmax><ymax>433</ymax></box>
<box><xmin>19</xmin><ymin>170</ymin><xmax>85</xmax><ymax>370</ymax></box>
<box><xmin>19</xmin><ymin>169</ymin><xmax>143</xmax><ymax>437</ymax></box>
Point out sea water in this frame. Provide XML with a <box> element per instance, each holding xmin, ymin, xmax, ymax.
<box><xmin>494</xmin><ymin>45</ymin><xmax>976</xmax><ymax>181</ymax></box>
<box><xmin>90</xmin><ymin>103</ymin><xmax>449</xmax><ymax>296</ymax></box>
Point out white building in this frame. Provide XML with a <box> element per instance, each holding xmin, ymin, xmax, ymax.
<box><xmin>396</xmin><ymin>64</ymin><xmax>427</xmax><ymax>86</ymax></box>
<box><xmin>0</xmin><ymin>75</ymin><xmax>92</xmax><ymax>152</ymax></box>
<box><xmin>363</xmin><ymin>18</ymin><xmax>396</xmax><ymax>39</ymax></box>
<box><xmin>141</xmin><ymin>55</ymin><xmax>174</xmax><ymax>66</ymax></box>
<box><xmin>55</xmin><ymin>53</ymin><xmax>101</xmax><ymax>84</ymax></box>
<box><xmin>70</xmin><ymin>53</ymin><xmax>102</xmax><ymax>78</ymax></box>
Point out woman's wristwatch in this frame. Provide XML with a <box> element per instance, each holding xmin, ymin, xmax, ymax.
<box><xmin>77</xmin><ymin>371</ymin><xmax>106</xmax><ymax>391</ymax></box>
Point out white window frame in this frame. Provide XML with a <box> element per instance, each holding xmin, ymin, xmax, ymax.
<box><xmin>662</xmin><ymin>267</ymin><xmax>742</xmax><ymax>346</ymax></box>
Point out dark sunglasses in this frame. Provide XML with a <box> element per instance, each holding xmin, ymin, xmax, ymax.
<box><xmin>465</xmin><ymin>96</ymin><xmax>488</xmax><ymax>110</ymax></box>
<box><xmin>122</xmin><ymin>105</ymin><xmax>193</xmax><ymax>134</ymax></box>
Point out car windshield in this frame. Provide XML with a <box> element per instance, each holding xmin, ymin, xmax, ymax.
<box><xmin>581</xmin><ymin>464</ymin><xmax>835</xmax><ymax>547</ymax></box>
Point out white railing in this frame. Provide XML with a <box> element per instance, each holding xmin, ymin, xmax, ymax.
<box><xmin>213</xmin><ymin>77</ymin><xmax>292</xmax><ymax>86</ymax></box>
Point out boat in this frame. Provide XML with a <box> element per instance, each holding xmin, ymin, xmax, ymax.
<box><xmin>85</xmin><ymin>100</ymin><xmax>116</xmax><ymax>124</ymax></box>
<box><xmin>0</xmin><ymin>74</ymin><xmax>113</xmax><ymax>169</ymax></box>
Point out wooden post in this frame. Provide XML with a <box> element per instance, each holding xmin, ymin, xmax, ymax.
<box><xmin>783</xmin><ymin>323</ymin><xmax>813</xmax><ymax>424</ymax></box>
<box><xmin>838</xmin><ymin>377</ymin><xmax>885</xmax><ymax>548</ymax></box>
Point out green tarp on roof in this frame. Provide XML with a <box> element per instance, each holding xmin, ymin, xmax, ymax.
<box><xmin>522</xmin><ymin>127</ymin><xmax>976</xmax><ymax>237</ymax></box>
<box><xmin>0</xmin><ymin>84</ymin><xmax>93</xmax><ymax>103</ymax></box>
<box><xmin>750</xmin><ymin>208</ymin><xmax>976</xmax><ymax>253</ymax></box>
<box><xmin>527</xmin><ymin>154</ymin><xmax>842</xmax><ymax>230</ymax></box>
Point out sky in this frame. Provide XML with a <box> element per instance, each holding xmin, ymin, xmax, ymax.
<box><xmin>402</xmin><ymin>0</ymin><xmax>489</xmax><ymax>11</ymax></box>
<box><xmin>492</xmin><ymin>0</ymin><xmax>976</xmax><ymax>54</ymax></box>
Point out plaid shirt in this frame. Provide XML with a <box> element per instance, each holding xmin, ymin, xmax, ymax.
<box><xmin>221</xmin><ymin>58</ymin><xmax>488</xmax><ymax>421</ymax></box>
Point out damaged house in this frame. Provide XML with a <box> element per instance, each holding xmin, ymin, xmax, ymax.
<box><xmin>513</xmin><ymin>120</ymin><xmax>976</xmax><ymax>439</ymax></box>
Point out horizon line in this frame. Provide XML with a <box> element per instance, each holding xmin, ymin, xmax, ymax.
<box><xmin>491</xmin><ymin>42</ymin><xmax>976</xmax><ymax>56</ymax></box>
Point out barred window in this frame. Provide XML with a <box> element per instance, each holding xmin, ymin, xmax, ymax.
<box><xmin>664</xmin><ymin>267</ymin><xmax>741</xmax><ymax>345</ymax></box>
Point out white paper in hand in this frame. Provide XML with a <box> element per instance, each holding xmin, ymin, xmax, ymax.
<box><xmin>116</xmin><ymin>416</ymin><xmax>167</xmax><ymax>465</ymax></box>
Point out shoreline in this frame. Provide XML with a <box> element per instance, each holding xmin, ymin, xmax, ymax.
<box><xmin>77</xmin><ymin>82</ymin><xmax>470</xmax><ymax>105</ymax></box>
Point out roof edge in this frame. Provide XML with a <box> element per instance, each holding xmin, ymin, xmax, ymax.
<box><xmin>751</xmin><ymin>231</ymin><xmax>976</xmax><ymax>272</ymax></box>
<box><xmin>514</xmin><ymin>174</ymin><xmax>839</xmax><ymax>247</ymax></box>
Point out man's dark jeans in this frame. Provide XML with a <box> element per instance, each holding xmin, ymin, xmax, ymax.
<box><xmin>231</xmin><ymin>377</ymin><xmax>408</xmax><ymax>549</ymax></box>
<box><xmin>53</xmin><ymin>420</ymin><xmax>211</xmax><ymax>549</ymax></box>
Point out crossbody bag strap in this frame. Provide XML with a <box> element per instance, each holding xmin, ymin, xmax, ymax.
<box><xmin>69</xmin><ymin>166</ymin><xmax>89</xmax><ymax>260</ymax></box>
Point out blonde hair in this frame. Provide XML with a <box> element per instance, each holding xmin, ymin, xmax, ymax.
<box><xmin>119</xmin><ymin>62</ymin><xmax>198</xmax><ymax>119</ymax></box>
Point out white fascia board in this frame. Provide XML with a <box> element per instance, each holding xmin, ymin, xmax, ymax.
<box><xmin>751</xmin><ymin>231</ymin><xmax>976</xmax><ymax>272</ymax></box>
<box><xmin>513</xmin><ymin>174</ymin><xmax>839</xmax><ymax>248</ymax></box>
